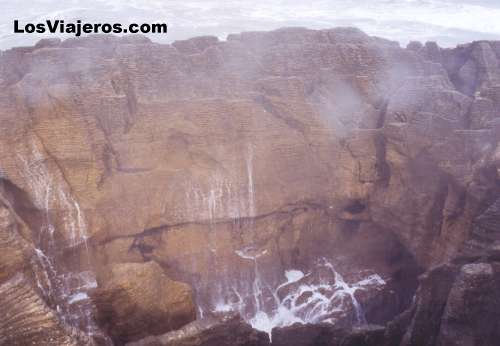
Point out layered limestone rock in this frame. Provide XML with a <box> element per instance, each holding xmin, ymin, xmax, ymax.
<box><xmin>0</xmin><ymin>274</ymin><xmax>92</xmax><ymax>346</ymax></box>
<box><xmin>0</xmin><ymin>196</ymin><xmax>33</xmax><ymax>283</ymax></box>
<box><xmin>0</xmin><ymin>27</ymin><xmax>498</xmax><ymax>344</ymax></box>
<box><xmin>0</xmin><ymin>188</ymin><xmax>95</xmax><ymax>345</ymax></box>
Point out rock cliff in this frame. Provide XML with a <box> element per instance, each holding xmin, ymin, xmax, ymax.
<box><xmin>0</xmin><ymin>27</ymin><xmax>498</xmax><ymax>345</ymax></box>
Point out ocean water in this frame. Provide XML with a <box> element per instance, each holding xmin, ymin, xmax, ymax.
<box><xmin>1</xmin><ymin>0</ymin><xmax>500</xmax><ymax>50</ymax></box>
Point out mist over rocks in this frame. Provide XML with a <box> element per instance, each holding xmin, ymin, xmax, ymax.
<box><xmin>0</xmin><ymin>27</ymin><xmax>499</xmax><ymax>345</ymax></box>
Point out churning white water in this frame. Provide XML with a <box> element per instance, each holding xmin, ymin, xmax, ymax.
<box><xmin>16</xmin><ymin>139</ymin><xmax>385</xmax><ymax>341</ymax></box>
<box><xmin>216</xmin><ymin>256</ymin><xmax>385</xmax><ymax>335</ymax></box>
<box><xmin>182</xmin><ymin>145</ymin><xmax>387</xmax><ymax>335</ymax></box>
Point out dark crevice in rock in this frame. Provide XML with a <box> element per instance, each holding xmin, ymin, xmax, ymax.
<box><xmin>402</xmin><ymin>264</ymin><xmax>458</xmax><ymax>346</ymax></box>
<box><xmin>98</xmin><ymin>142</ymin><xmax>120</xmax><ymax>187</ymax></box>
<box><xmin>253</xmin><ymin>94</ymin><xmax>308</xmax><ymax>135</ymax></box>
<box><xmin>124</xmin><ymin>84</ymin><xmax>138</xmax><ymax>133</ymax></box>
<box><xmin>0</xmin><ymin>178</ymin><xmax>41</xmax><ymax>242</ymax></box>
<box><xmin>376</xmin><ymin>98</ymin><xmax>389</xmax><ymax>129</ymax></box>
<box><xmin>444</xmin><ymin>46</ymin><xmax>476</xmax><ymax>95</ymax></box>
<box><xmin>374</xmin><ymin>132</ymin><xmax>391</xmax><ymax>185</ymax></box>
<box><xmin>429</xmin><ymin>178</ymin><xmax>449</xmax><ymax>237</ymax></box>
<box><xmin>344</xmin><ymin>200</ymin><xmax>366</xmax><ymax>214</ymax></box>
<box><xmin>444</xmin><ymin>186</ymin><xmax>467</xmax><ymax>224</ymax></box>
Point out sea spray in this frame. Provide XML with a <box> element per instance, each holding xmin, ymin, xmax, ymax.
<box><xmin>215</xmin><ymin>256</ymin><xmax>385</xmax><ymax>335</ymax></box>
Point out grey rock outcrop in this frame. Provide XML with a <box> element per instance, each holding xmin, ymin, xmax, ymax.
<box><xmin>126</xmin><ymin>313</ymin><xmax>269</xmax><ymax>346</ymax></box>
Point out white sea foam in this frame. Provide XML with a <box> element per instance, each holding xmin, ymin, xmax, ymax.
<box><xmin>68</xmin><ymin>292</ymin><xmax>89</xmax><ymax>305</ymax></box>
<box><xmin>213</xmin><ymin>256</ymin><xmax>385</xmax><ymax>335</ymax></box>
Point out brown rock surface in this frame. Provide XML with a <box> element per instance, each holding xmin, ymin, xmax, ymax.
<box><xmin>0</xmin><ymin>27</ymin><xmax>498</xmax><ymax>345</ymax></box>
<box><xmin>0</xmin><ymin>273</ymin><xmax>92</xmax><ymax>346</ymax></box>
<box><xmin>0</xmin><ymin>185</ymin><xmax>97</xmax><ymax>345</ymax></box>
<box><xmin>0</xmin><ymin>196</ymin><xmax>33</xmax><ymax>282</ymax></box>
<box><xmin>0</xmin><ymin>28</ymin><xmax>495</xmax><ymax>272</ymax></box>
<box><xmin>92</xmin><ymin>261</ymin><xmax>196</xmax><ymax>343</ymax></box>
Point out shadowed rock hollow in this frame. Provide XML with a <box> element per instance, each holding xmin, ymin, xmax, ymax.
<box><xmin>0</xmin><ymin>27</ymin><xmax>499</xmax><ymax>345</ymax></box>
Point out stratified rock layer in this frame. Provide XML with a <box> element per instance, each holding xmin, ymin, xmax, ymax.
<box><xmin>0</xmin><ymin>28</ymin><xmax>498</xmax><ymax>345</ymax></box>
<box><xmin>0</xmin><ymin>274</ymin><xmax>91</xmax><ymax>346</ymax></box>
<box><xmin>3</xmin><ymin>28</ymin><xmax>496</xmax><ymax>270</ymax></box>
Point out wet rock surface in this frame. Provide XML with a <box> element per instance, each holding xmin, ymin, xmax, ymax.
<box><xmin>271</xmin><ymin>323</ymin><xmax>349</xmax><ymax>346</ymax></box>
<box><xmin>341</xmin><ymin>325</ymin><xmax>385</xmax><ymax>346</ymax></box>
<box><xmin>0</xmin><ymin>274</ymin><xmax>93</xmax><ymax>346</ymax></box>
<box><xmin>0</xmin><ymin>28</ymin><xmax>498</xmax><ymax>345</ymax></box>
<box><xmin>271</xmin><ymin>323</ymin><xmax>385</xmax><ymax>346</ymax></box>
<box><xmin>126</xmin><ymin>312</ymin><xmax>269</xmax><ymax>346</ymax></box>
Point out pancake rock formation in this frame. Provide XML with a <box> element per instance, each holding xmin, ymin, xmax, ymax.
<box><xmin>0</xmin><ymin>27</ymin><xmax>499</xmax><ymax>345</ymax></box>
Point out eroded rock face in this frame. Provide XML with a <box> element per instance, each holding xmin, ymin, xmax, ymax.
<box><xmin>0</xmin><ymin>274</ymin><xmax>92</xmax><ymax>346</ymax></box>
<box><xmin>0</xmin><ymin>27</ymin><xmax>498</xmax><ymax>344</ymax></box>
<box><xmin>385</xmin><ymin>261</ymin><xmax>500</xmax><ymax>346</ymax></box>
<box><xmin>384</xmin><ymin>196</ymin><xmax>500</xmax><ymax>346</ymax></box>
<box><xmin>0</xmin><ymin>199</ymin><xmax>32</xmax><ymax>282</ymax></box>
<box><xmin>438</xmin><ymin>263</ymin><xmax>500</xmax><ymax>345</ymax></box>
<box><xmin>0</xmin><ymin>189</ymin><xmax>96</xmax><ymax>345</ymax></box>
<box><xmin>92</xmin><ymin>262</ymin><xmax>196</xmax><ymax>344</ymax></box>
